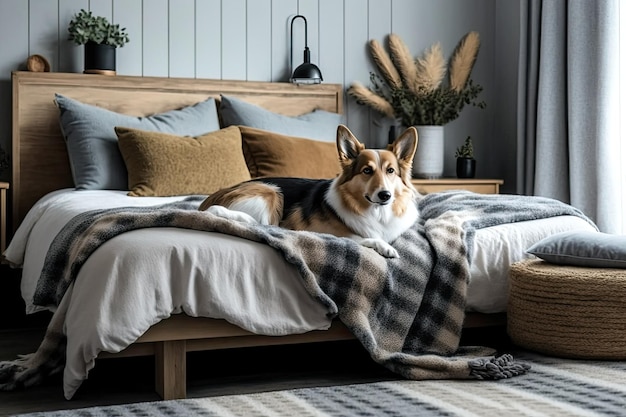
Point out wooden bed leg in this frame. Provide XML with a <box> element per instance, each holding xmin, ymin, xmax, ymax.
<box><xmin>154</xmin><ymin>340</ymin><xmax>187</xmax><ymax>400</ymax></box>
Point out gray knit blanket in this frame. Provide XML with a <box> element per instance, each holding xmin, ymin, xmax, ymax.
<box><xmin>0</xmin><ymin>191</ymin><xmax>596</xmax><ymax>393</ymax></box>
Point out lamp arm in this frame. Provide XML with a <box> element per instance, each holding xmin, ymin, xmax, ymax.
<box><xmin>290</xmin><ymin>15</ymin><xmax>308</xmax><ymax>73</ymax></box>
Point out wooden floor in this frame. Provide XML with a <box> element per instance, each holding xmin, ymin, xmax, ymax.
<box><xmin>0</xmin><ymin>323</ymin><xmax>511</xmax><ymax>416</ymax></box>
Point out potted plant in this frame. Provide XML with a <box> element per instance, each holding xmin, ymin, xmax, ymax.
<box><xmin>455</xmin><ymin>136</ymin><xmax>476</xmax><ymax>178</ymax></box>
<box><xmin>348</xmin><ymin>32</ymin><xmax>485</xmax><ymax>178</ymax></box>
<box><xmin>68</xmin><ymin>9</ymin><xmax>130</xmax><ymax>75</ymax></box>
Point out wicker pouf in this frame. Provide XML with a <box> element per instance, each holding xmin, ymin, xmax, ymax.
<box><xmin>508</xmin><ymin>259</ymin><xmax>626</xmax><ymax>359</ymax></box>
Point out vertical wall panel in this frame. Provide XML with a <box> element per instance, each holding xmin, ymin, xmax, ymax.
<box><xmin>169</xmin><ymin>0</ymin><xmax>195</xmax><ymax>78</ymax></box>
<box><xmin>196</xmin><ymin>0</ymin><xmax>221</xmax><ymax>79</ymax></box>
<box><xmin>270</xmin><ymin>0</ymin><xmax>297</xmax><ymax>82</ymax></box>
<box><xmin>88</xmin><ymin>0</ymin><xmax>112</xmax><ymax>21</ymax></box>
<box><xmin>221</xmin><ymin>0</ymin><xmax>246</xmax><ymax>80</ymax></box>
<box><xmin>29</xmin><ymin>0</ymin><xmax>59</xmax><ymax>71</ymax></box>
<box><xmin>367</xmin><ymin>0</ymin><xmax>392</xmax><ymax>148</ymax></box>
<box><xmin>297</xmin><ymin>0</ymin><xmax>319</xmax><ymax>71</ymax></box>
<box><xmin>114</xmin><ymin>0</ymin><xmax>142</xmax><ymax>76</ymax></box>
<box><xmin>318</xmin><ymin>0</ymin><xmax>343</xmax><ymax>85</ymax></box>
<box><xmin>390</xmin><ymin>0</ymin><xmax>425</xmax><ymax>59</ymax></box>
<box><xmin>0</xmin><ymin>0</ymin><xmax>29</xmax><ymax>76</ymax></box>
<box><xmin>246</xmin><ymin>0</ymin><xmax>272</xmax><ymax>81</ymax></box>
<box><xmin>343</xmin><ymin>0</ymin><xmax>370</xmax><ymax>143</ymax></box>
<box><xmin>59</xmin><ymin>0</ymin><xmax>88</xmax><ymax>74</ymax></box>
<box><xmin>493</xmin><ymin>0</ymin><xmax>519</xmax><ymax>190</ymax></box>
<box><xmin>142</xmin><ymin>0</ymin><xmax>168</xmax><ymax>77</ymax></box>
<box><xmin>0</xmin><ymin>0</ymin><xmax>29</xmax><ymax>181</ymax></box>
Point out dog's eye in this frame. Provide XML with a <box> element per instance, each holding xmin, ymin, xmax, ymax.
<box><xmin>386</xmin><ymin>167</ymin><xmax>395</xmax><ymax>174</ymax></box>
<box><xmin>363</xmin><ymin>167</ymin><xmax>373</xmax><ymax>175</ymax></box>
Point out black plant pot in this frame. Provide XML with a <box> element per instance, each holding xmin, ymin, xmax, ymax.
<box><xmin>456</xmin><ymin>158</ymin><xmax>476</xmax><ymax>178</ymax></box>
<box><xmin>84</xmin><ymin>42</ymin><xmax>116</xmax><ymax>75</ymax></box>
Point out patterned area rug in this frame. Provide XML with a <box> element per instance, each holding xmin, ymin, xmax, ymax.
<box><xmin>10</xmin><ymin>350</ymin><xmax>626</xmax><ymax>417</ymax></box>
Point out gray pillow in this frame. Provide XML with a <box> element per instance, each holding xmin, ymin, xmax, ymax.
<box><xmin>219</xmin><ymin>95</ymin><xmax>344</xmax><ymax>142</ymax></box>
<box><xmin>527</xmin><ymin>230</ymin><xmax>626</xmax><ymax>268</ymax></box>
<box><xmin>55</xmin><ymin>94</ymin><xmax>221</xmax><ymax>190</ymax></box>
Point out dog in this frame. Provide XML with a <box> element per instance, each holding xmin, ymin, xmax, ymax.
<box><xmin>198</xmin><ymin>124</ymin><xmax>419</xmax><ymax>258</ymax></box>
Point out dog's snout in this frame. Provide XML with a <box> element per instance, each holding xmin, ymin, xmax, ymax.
<box><xmin>378</xmin><ymin>190</ymin><xmax>392</xmax><ymax>202</ymax></box>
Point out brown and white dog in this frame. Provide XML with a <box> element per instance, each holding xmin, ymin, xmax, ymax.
<box><xmin>199</xmin><ymin>124</ymin><xmax>419</xmax><ymax>258</ymax></box>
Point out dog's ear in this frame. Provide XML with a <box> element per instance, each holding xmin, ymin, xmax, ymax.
<box><xmin>336</xmin><ymin>124</ymin><xmax>365</xmax><ymax>163</ymax></box>
<box><xmin>391</xmin><ymin>126</ymin><xmax>418</xmax><ymax>164</ymax></box>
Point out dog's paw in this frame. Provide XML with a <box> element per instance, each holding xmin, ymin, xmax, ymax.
<box><xmin>206</xmin><ymin>205</ymin><xmax>258</xmax><ymax>225</ymax></box>
<box><xmin>359</xmin><ymin>238</ymin><xmax>399</xmax><ymax>258</ymax></box>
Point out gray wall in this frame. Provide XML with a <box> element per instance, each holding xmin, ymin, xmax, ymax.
<box><xmin>0</xmin><ymin>0</ymin><xmax>520</xmax><ymax>192</ymax></box>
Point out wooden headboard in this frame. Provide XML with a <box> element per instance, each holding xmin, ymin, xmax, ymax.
<box><xmin>11</xmin><ymin>71</ymin><xmax>343</xmax><ymax>234</ymax></box>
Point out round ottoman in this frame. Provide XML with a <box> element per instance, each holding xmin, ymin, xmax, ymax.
<box><xmin>508</xmin><ymin>259</ymin><xmax>626</xmax><ymax>359</ymax></box>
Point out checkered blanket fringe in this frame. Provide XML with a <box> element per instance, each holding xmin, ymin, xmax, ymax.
<box><xmin>0</xmin><ymin>191</ymin><xmax>596</xmax><ymax>392</ymax></box>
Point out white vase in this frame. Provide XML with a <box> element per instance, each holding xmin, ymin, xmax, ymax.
<box><xmin>412</xmin><ymin>125</ymin><xmax>444</xmax><ymax>179</ymax></box>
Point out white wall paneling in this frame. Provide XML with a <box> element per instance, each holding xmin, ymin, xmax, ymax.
<box><xmin>0</xmin><ymin>0</ymin><xmax>28</xmax><ymax>185</ymax></box>
<box><xmin>318</xmin><ymin>0</ymin><xmax>344</xmax><ymax>85</ymax></box>
<box><xmin>220</xmin><ymin>0</ymin><xmax>246</xmax><ymax>80</ymax></box>
<box><xmin>59</xmin><ymin>0</ymin><xmax>89</xmax><ymax>74</ymax></box>
<box><xmin>195</xmin><ymin>0</ymin><xmax>221</xmax><ymax>79</ymax></box>
<box><xmin>115</xmin><ymin>0</ymin><xmax>143</xmax><ymax>76</ymax></box>
<box><xmin>28</xmin><ymin>0</ymin><xmax>58</xmax><ymax>71</ymax></box>
<box><xmin>169</xmin><ymin>0</ymin><xmax>196</xmax><ymax>78</ymax></box>
<box><xmin>296</xmin><ymin>0</ymin><xmax>320</xmax><ymax>76</ymax></box>
<box><xmin>270</xmin><ymin>0</ymin><xmax>297</xmax><ymax>82</ymax></box>
<box><xmin>0</xmin><ymin>0</ymin><xmax>520</xmax><ymax>192</ymax></box>
<box><xmin>246</xmin><ymin>0</ymin><xmax>272</xmax><ymax>81</ymax></box>
<box><xmin>343</xmin><ymin>0</ymin><xmax>370</xmax><ymax>142</ymax></box>
<box><xmin>367</xmin><ymin>0</ymin><xmax>392</xmax><ymax>148</ymax></box>
<box><xmin>88</xmin><ymin>0</ymin><xmax>112</xmax><ymax>22</ymax></box>
<box><xmin>142</xmin><ymin>0</ymin><xmax>168</xmax><ymax>76</ymax></box>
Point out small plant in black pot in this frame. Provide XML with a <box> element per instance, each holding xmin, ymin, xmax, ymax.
<box><xmin>455</xmin><ymin>136</ymin><xmax>476</xmax><ymax>178</ymax></box>
<box><xmin>68</xmin><ymin>9</ymin><xmax>130</xmax><ymax>75</ymax></box>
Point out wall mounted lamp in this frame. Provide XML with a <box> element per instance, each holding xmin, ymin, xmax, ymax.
<box><xmin>289</xmin><ymin>15</ymin><xmax>323</xmax><ymax>84</ymax></box>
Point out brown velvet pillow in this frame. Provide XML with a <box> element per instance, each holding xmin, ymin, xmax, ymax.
<box><xmin>116</xmin><ymin>125</ymin><xmax>251</xmax><ymax>197</ymax></box>
<box><xmin>239</xmin><ymin>126</ymin><xmax>340</xmax><ymax>179</ymax></box>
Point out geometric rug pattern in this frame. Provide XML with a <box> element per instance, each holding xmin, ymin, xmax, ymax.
<box><xmin>12</xmin><ymin>351</ymin><xmax>626</xmax><ymax>417</ymax></box>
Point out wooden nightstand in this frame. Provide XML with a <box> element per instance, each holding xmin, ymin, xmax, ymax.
<box><xmin>1</xmin><ymin>181</ymin><xmax>8</xmax><ymax>254</ymax></box>
<box><xmin>411</xmin><ymin>178</ymin><xmax>503</xmax><ymax>195</ymax></box>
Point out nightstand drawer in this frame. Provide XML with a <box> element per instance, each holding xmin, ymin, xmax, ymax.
<box><xmin>411</xmin><ymin>179</ymin><xmax>503</xmax><ymax>195</ymax></box>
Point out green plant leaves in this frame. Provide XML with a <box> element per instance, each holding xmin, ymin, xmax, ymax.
<box><xmin>68</xmin><ymin>9</ymin><xmax>129</xmax><ymax>48</ymax></box>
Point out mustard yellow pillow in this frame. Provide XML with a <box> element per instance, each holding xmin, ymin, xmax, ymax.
<box><xmin>116</xmin><ymin>126</ymin><xmax>251</xmax><ymax>197</ymax></box>
<box><xmin>239</xmin><ymin>126</ymin><xmax>340</xmax><ymax>179</ymax></box>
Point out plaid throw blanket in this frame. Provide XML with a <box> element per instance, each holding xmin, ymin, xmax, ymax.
<box><xmin>0</xmin><ymin>191</ymin><xmax>596</xmax><ymax>393</ymax></box>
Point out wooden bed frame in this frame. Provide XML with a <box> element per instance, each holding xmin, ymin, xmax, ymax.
<box><xmin>10</xmin><ymin>71</ymin><xmax>504</xmax><ymax>400</ymax></box>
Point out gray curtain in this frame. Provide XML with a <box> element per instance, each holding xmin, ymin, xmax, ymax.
<box><xmin>517</xmin><ymin>0</ymin><xmax>623</xmax><ymax>234</ymax></box>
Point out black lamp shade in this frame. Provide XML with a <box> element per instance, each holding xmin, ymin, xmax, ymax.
<box><xmin>291</xmin><ymin>63</ymin><xmax>323</xmax><ymax>84</ymax></box>
<box><xmin>291</xmin><ymin>47</ymin><xmax>323</xmax><ymax>84</ymax></box>
<box><xmin>290</xmin><ymin>15</ymin><xmax>323</xmax><ymax>84</ymax></box>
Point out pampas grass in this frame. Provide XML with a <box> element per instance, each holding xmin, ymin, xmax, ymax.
<box><xmin>388</xmin><ymin>33</ymin><xmax>420</xmax><ymax>95</ymax></box>
<box><xmin>347</xmin><ymin>81</ymin><xmax>395</xmax><ymax>118</ymax></box>
<box><xmin>416</xmin><ymin>43</ymin><xmax>446</xmax><ymax>92</ymax></box>
<box><xmin>369</xmin><ymin>39</ymin><xmax>402</xmax><ymax>90</ymax></box>
<box><xmin>348</xmin><ymin>31</ymin><xmax>485</xmax><ymax>126</ymax></box>
<box><xmin>449</xmin><ymin>31</ymin><xmax>480</xmax><ymax>92</ymax></box>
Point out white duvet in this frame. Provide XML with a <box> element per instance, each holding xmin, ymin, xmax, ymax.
<box><xmin>3</xmin><ymin>189</ymin><xmax>595</xmax><ymax>398</ymax></box>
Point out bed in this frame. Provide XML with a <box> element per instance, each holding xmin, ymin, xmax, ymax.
<box><xmin>3</xmin><ymin>71</ymin><xmax>597</xmax><ymax>400</ymax></box>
